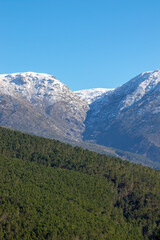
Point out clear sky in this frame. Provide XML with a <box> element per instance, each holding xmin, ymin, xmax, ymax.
<box><xmin>1</xmin><ymin>0</ymin><xmax>160</xmax><ymax>90</ymax></box>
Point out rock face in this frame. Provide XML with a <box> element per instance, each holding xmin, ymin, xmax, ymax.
<box><xmin>0</xmin><ymin>72</ymin><xmax>89</xmax><ymax>141</ymax></box>
<box><xmin>82</xmin><ymin>70</ymin><xmax>160</xmax><ymax>164</ymax></box>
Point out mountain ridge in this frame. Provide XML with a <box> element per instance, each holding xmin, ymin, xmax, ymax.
<box><xmin>1</xmin><ymin>70</ymin><xmax>160</xmax><ymax>167</ymax></box>
<box><xmin>83</xmin><ymin>69</ymin><xmax>160</xmax><ymax>164</ymax></box>
<box><xmin>74</xmin><ymin>88</ymin><xmax>114</xmax><ymax>104</ymax></box>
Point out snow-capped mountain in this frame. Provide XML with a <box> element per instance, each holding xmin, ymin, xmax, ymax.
<box><xmin>74</xmin><ymin>88</ymin><xmax>114</xmax><ymax>104</ymax></box>
<box><xmin>0</xmin><ymin>72</ymin><xmax>89</xmax><ymax>141</ymax></box>
<box><xmin>83</xmin><ymin>69</ymin><xmax>160</xmax><ymax>164</ymax></box>
<box><xmin>0</xmin><ymin>72</ymin><xmax>80</xmax><ymax>105</ymax></box>
<box><xmin>1</xmin><ymin>70</ymin><xmax>160</xmax><ymax>166</ymax></box>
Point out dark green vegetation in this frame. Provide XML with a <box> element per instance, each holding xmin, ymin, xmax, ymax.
<box><xmin>0</xmin><ymin>127</ymin><xmax>160</xmax><ymax>240</ymax></box>
<box><xmin>70</xmin><ymin>140</ymin><xmax>160</xmax><ymax>170</ymax></box>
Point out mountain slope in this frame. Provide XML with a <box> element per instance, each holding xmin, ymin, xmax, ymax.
<box><xmin>83</xmin><ymin>69</ymin><xmax>160</xmax><ymax>164</ymax></box>
<box><xmin>0</xmin><ymin>72</ymin><xmax>89</xmax><ymax>141</ymax></box>
<box><xmin>0</xmin><ymin>126</ymin><xmax>160</xmax><ymax>239</ymax></box>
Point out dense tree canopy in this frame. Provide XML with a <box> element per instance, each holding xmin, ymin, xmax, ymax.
<box><xmin>0</xmin><ymin>127</ymin><xmax>160</xmax><ymax>239</ymax></box>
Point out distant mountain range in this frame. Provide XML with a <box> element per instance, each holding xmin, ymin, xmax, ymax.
<box><xmin>1</xmin><ymin>70</ymin><xmax>160</xmax><ymax>168</ymax></box>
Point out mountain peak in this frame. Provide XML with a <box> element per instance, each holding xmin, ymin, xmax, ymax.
<box><xmin>0</xmin><ymin>71</ymin><xmax>89</xmax><ymax>141</ymax></box>
<box><xmin>1</xmin><ymin>72</ymin><xmax>56</xmax><ymax>78</ymax></box>
<box><xmin>117</xmin><ymin>69</ymin><xmax>160</xmax><ymax>111</ymax></box>
<box><xmin>0</xmin><ymin>72</ymin><xmax>58</xmax><ymax>86</ymax></box>
<box><xmin>0</xmin><ymin>72</ymin><xmax>67</xmax><ymax>103</ymax></box>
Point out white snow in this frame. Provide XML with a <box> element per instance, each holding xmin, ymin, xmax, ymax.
<box><xmin>74</xmin><ymin>88</ymin><xmax>114</xmax><ymax>104</ymax></box>
<box><xmin>1</xmin><ymin>69</ymin><xmax>160</xmax><ymax>115</ymax></box>
<box><xmin>117</xmin><ymin>69</ymin><xmax>160</xmax><ymax>111</ymax></box>
<box><xmin>0</xmin><ymin>72</ymin><xmax>73</xmax><ymax>104</ymax></box>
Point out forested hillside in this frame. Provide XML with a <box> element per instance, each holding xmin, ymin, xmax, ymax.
<box><xmin>0</xmin><ymin>127</ymin><xmax>160</xmax><ymax>239</ymax></box>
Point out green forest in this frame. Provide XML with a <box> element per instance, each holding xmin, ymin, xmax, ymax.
<box><xmin>0</xmin><ymin>127</ymin><xmax>160</xmax><ymax>240</ymax></box>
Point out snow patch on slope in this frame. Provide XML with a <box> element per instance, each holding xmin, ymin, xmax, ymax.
<box><xmin>75</xmin><ymin>88</ymin><xmax>114</xmax><ymax>104</ymax></box>
<box><xmin>118</xmin><ymin>70</ymin><xmax>160</xmax><ymax>111</ymax></box>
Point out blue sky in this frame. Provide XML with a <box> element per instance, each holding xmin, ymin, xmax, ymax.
<box><xmin>1</xmin><ymin>0</ymin><xmax>160</xmax><ymax>90</ymax></box>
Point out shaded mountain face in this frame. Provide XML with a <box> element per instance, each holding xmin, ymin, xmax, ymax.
<box><xmin>83</xmin><ymin>70</ymin><xmax>160</xmax><ymax>163</ymax></box>
<box><xmin>0</xmin><ymin>72</ymin><xmax>89</xmax><ymax>141</ymax></box>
